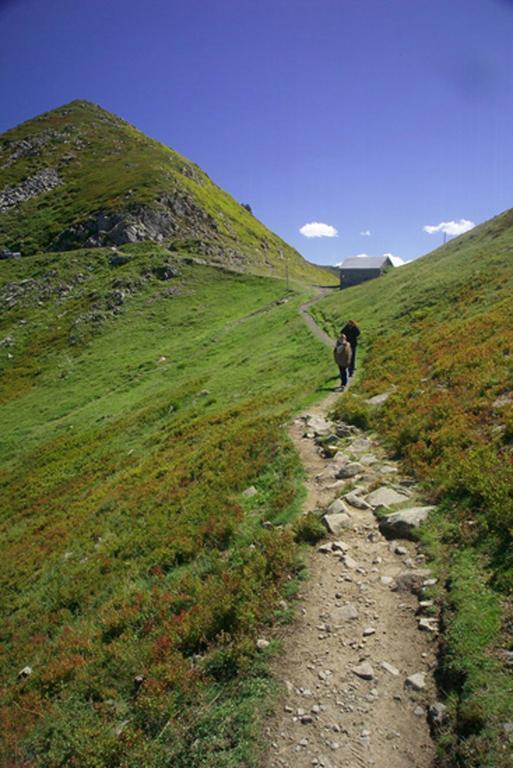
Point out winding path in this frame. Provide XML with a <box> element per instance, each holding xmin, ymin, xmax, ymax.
<box><xmin>260</xmin><ymin>291</ymin><xmax>436</xmax><ymax>768</ymax></box>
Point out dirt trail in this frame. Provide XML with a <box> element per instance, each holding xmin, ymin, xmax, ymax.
<box><xmin>261</xmin><ymin>294</ymin><xmax>436</xmax><ymax>768</ymax></box>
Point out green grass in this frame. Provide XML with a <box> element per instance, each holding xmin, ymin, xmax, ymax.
<box><xmin>0</xmin><ymin>245</ymin><xmax>335</xmax><ymax>766</ymax></box>
<box><xmin>0</xmin><ymin>100</ymin><xmax>335</xmax><ymax>285</ymax></box>
<box><xmin>315</xmin><ymin>207</ymin><xmax>513</xmax><ymax>766</ymax></box>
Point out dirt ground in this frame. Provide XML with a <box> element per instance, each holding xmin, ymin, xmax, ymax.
<box><xmin>261</xmin><ymin>386</ymin><xmax>437</xmax><ymax>768</ymax></box>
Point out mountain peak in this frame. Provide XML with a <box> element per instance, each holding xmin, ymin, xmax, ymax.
<box><xmin>0</xmin><ymin>102</ymin><xmax>330</xmax><ymax>282</ymax></box>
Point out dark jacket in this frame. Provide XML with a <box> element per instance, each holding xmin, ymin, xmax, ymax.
<box><xmin>341</xmin><ymin>323</ymin><xmax>360</xmax><ymax>347</ymax></box>
<box><xmin>334</xmin><ymin>338</ymin><xmax>352</xmax><ymax>367</ymax></box>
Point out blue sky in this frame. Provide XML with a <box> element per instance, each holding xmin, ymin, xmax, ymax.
<box><xmin>1</xmin><ymin>0</ymin><xmax>513</xmax><ymax>264</ymax></box>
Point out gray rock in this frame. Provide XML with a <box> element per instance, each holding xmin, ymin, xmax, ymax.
<box><xmin>349</xmin><ymin>438</ymin><xmax>373</xmax><ymax>452</ymax></box>
<box><xmin>327</xmin><ymin>498</ymin><xmax>351</xmax><ymax>516</ymax></box>
<box><xmin>414</xmin><ymin>706</ymin><xmax>425</xmax><ymax>717</ymax></box>
<box><xmin>343</xmin><ymin>555</ymin><xmax>359</xmax><ymax>569</ymax></box>
<box><xmin>17</xmin><ymin>666</ymin><xmax>32</xmax><ymax>680</ymax></box>
<box><xmin>0</xmin><ymin>168</ymin><xmax>62</xmax><ymax>213</ymax></box>
<box><xmin>336</xmin><ymin>462</ymin><xmax>363</xmax><ymax>479</ymax></box>
<box><xmin>352</xmin><ymin>662</ymin><xmax>374</xmax><ymax>680</ymax></box>
<box><xmin>256</xmin><ymin>638</ymin><xmax>270</xmax><ymax>650</ymax></box>
<box><xmin>322</xmin><ymin>512</ymin><xmax>352</xmax><ymax>534</ymax></box>
<box><xmin>366</xmin><ymin>392</ymin><xmax>391</xmax><ymax>406</ymax></box>
<box><xmin>379</xmin><ymin>506</ymin><xmax>435</xmax><ymax>540</ymax></box>
<box><xmin>381</xmin><ymin>661</ymin><xmax>399</xmax><ymax>676</ymax></box>
<box><xmin>318</xmin><ymin>543</ymin><xmax>334</xmax><ymax>554</ymax></box>
<box><xmin>243</xmin><ymin>486</ymin><xmax>258</xmax><ymax>498</ymax></box>
<box><xmin>363</xmin><ymin>627</ymin><xmax>376</xmax><ymax>636</ymax></box>
<box><xmin>331</xmin><ymin>603</ymin><xmax>358</xmax><ymax>625</ymax></box>
<box><xmin>428</xmin><ymin>702</ymin><xmax>447</xmax><ymax>728</ymax></box>
<box><xmin>394</xmin><ymin>570</ymin><xmax>432</xmax><ymax>594</ymax></box>
<box><xmin>366</xmin><ymin>486</ymin><xmax>410</xmax><ymax>508</ymax></box>
<box><xmin>418</xmin><ymin>618</ymin><xmax>438</xmax><ymax>633</ymax></box>
<box><xmin>344</xmin><ymin>491</ymin><xmax>371</xmax><ymax>510</ymax></box>
<box><xmin>332</xmin><ymin>540</ymin><xmax>349</xmax><ymax>552</ymax></box>
<box><xmin>306</xmin><ymin>415</ymin><xmax>333</xmax><ymax>436</ymax></box>
<box><xmin>405</xmin><ymin>672</ymin><xmax>426</xmax><ymax>691</ymax></box>
<box><xmin>360</xmin><ymin>453</ymin><xmax>379</xmax><ymax>466</ymax></box>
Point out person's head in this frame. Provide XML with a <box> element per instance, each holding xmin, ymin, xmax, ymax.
<box><xmin>347</xmin><ymin>319</ymin><xmax>357</xmax><ymax>328</ymax></box>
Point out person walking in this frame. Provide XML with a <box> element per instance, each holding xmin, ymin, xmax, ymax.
<box><xmin>333</xmin><ymin>332</ymin><xmax>352</xmax><ymax>390</ymax></box>
<box><xmin>341</xmin><ymin>319</ymin><xmax>360</xmax><ymax>377</ymax></box>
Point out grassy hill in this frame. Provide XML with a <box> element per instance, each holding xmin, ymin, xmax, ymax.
<box><xmin>313</xmin><ymin>207</ymin><xmax>513</xmax><ymax>767</ymax></box>
<box><xmin>0</xmin><ymin>244</ymin><xmax>335</xmax><ymax>766</ymax></box>
<box><xmin>0</xmin><ymin>100</ymin><xmax>333</xmax><ymax>284</ymax></box>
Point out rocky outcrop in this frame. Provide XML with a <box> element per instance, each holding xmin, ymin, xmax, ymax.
<box><xmin>0</xmin><ymin>168</ymin><xmax>62</xmax><ymax>213</ymax></box>
<box><xmin>49</xmin><ymin>194</ymin><xmax>219</xmax><ymax>251</ymax></box>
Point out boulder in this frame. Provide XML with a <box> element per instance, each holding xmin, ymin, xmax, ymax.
<box><xmin>428</xmin><ymin>702</ymin><xmax>447</xmax><ymax>729</ymax></box>
<box><xmin>352</xmin><ymin>662</ymin><xmax>374</xmax><ymax>680</ymax></box>
<box><xmin>336</xmin><ymin>462</ymin><xmax>363</xmax><ymax>479</ymax></box>
<box><xmin>394</xmin><ymin>570</ymin><xmax>432</xmax><ymax>594</ymax></box>
<box><xmin>344</xmin><ymin>491</ymin><xmax>371</xmax><ymax>510</ymax></box>
<box><xmin>305</xmin><ymin>414</ymin><xmax>333</xmax><ymax>436</ymax></box>
<box><xmin>322</xmin><ymin>512</ymin><xmax>352</xmax><ymax>534</ymax></box>
<box><xmin>327</xmin><ymin>498</ymin><xmax>351</xmax><ymax>516</ymax></box>
<box><xmin>405</xmin><ymin>672</ymin><xmax>426</xmax><ymax>691</ymax></box>
<box><xmin>330</xmin><ymin>603</ymin><xmax>358</xmax><ymax>624</ymax></box>
<box><xmin>379</xmin><ymin>506</ymin><xmax>435</xmax><ymax>540</ymax></box>
<box><xmin>242</xmin><ymin>486</ymin><xmax>258</xmax><ymax>498</ymax></box>
<box><xmin>366</xmin><ymin>392</ymin><xmax>391</xmax><ymax>406</ymax></box>
<box><xmin>366</xmin><ymin>486</ymin><xmax>409</xmax><ymax>508</ymax></box>
<box><xmin>348</xmin><ymin>438</ymin><xmax>373</xmax><ymax>452</ymax></box>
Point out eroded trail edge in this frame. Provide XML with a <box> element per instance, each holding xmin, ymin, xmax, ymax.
<box><xmin>262</xmin><ymin>298</ymin><xmax>438</xmax><ymax>768</ymax></box>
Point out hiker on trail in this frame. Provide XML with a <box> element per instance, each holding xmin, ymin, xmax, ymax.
<box><xmin>334</xmin><ymin>332</ymin><xmax>352</xmax><ymax>390</ymax></box>
<box><xmin>341</xmin><ymin>319</ymin><xmax>360</xmax><ymax>377</ymax></box>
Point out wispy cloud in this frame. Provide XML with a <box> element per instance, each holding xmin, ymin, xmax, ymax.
<box><xmin>299</xmin><ymin>221</ymin><xmax>338</xmax><ymax>238</ymax></box>
<box><xmin>360</xmin><ymin>229</ymin><xmax>371</xmax><ymax>236</ymax></box>
<box><xmin>423</xmin><ymin>219</ymin><xmax>476</xmax><ymax>236</ymax></box>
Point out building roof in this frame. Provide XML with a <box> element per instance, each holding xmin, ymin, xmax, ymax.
<box><xmin>340</xmin><ymin>255</ymin><xmax>392</xmax><ymax>270</ymax></box>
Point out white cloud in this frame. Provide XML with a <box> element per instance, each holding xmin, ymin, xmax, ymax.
<box><xmin>423</xmin><ymin>219</ymin><xmax>476</xmax><ymax>236</ymax></box>
<box><xmin>360</xmin><ymin>229</ymin><xmax>371</xmax><ymax>236</ymax></box>
<box><xmin>299</xmin><ymin>221</ymin><xmax>338</xmax><ymax>238</ymax></box>
<box><xmin>355</xmin><ymin>253</ymin><xmax>369</xmax><ymax>258</ymax></box>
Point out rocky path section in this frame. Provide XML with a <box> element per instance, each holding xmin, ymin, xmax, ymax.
<box><xmin>261</xmin><ymin>299</ymin><xmax>439</xmax><ymax>768</ymax></box>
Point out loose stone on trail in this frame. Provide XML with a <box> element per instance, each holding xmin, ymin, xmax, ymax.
<box><xmin>366</xmin><ymin>486</ymin><xmax>410</xmax><ymax>508</ymax></box>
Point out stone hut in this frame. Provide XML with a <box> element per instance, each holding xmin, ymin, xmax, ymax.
<box><xmin>339</xmin><ymin>255</ymin><xmax>395</xmax><ymax>288</ymax></box>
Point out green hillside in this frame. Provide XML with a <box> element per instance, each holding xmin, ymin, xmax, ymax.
<box><xmin>0</xmin><ymin>100</ymin><xmax>332</xmax><ymax>284</ymax></box>
<box><xmin>313</xmin><ymin>208</ymin><xmax>513</xmax><ymax>767</ymax></box>
<box><xmin>0</xmin><ymin>244</ymin><xmax>335</xmax><ymax>766</ymax></box>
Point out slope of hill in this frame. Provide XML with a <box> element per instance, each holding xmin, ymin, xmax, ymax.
<box><xmin>312</xmin><ymin>208</ymin><xmax>513</xmax><ymax>767</ymax></box>
<box><xmin>0</xmin><ymin>243</ymin><xmax>335</xmax><ymax>766</ymax></box>
<box><xmin>0</xmin><ymin>100</ymin><xmax>333</xmax><ymax>284</ymax></box>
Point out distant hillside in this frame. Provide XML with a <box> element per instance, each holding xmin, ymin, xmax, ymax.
<box><xmin>313</xmin><ymin>207</ymin><xmax>513</xmax><ymax>768</ymax></box>
<box><xmin>0</xmin><ymin>100</ymin><xmax>332</xmax><ymax>283</ymax></box>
